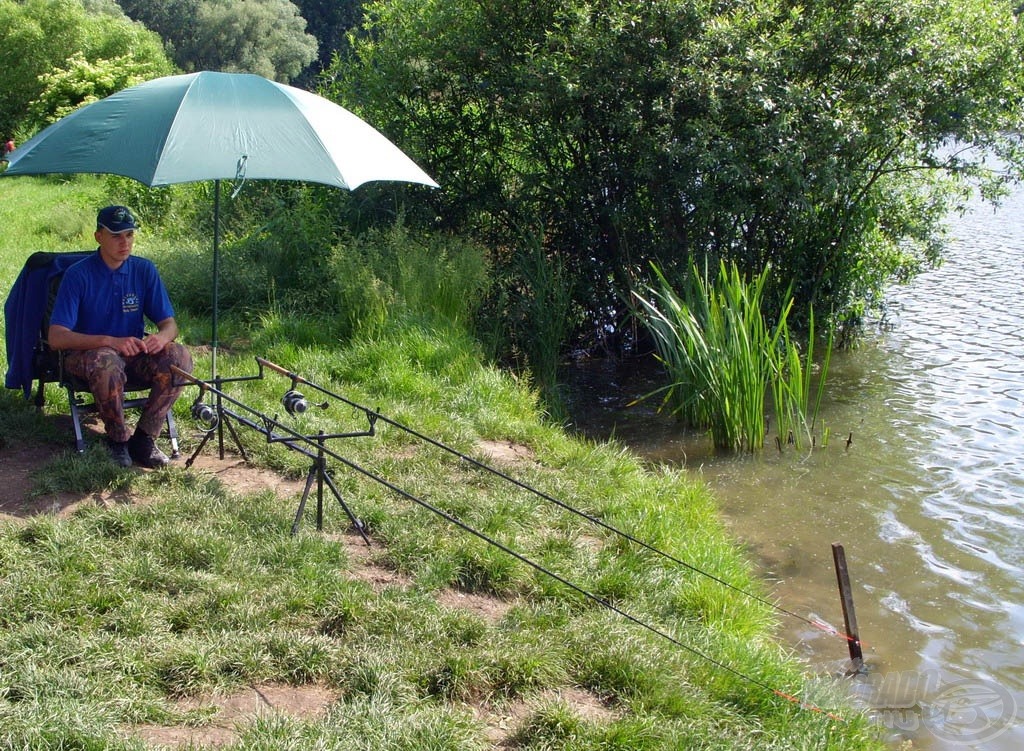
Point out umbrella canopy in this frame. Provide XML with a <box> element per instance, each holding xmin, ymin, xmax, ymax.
<box><xmin>4</xmin><ymin>71</ymin><xmax>438</xmax><ymax>190</ymax></box>
<box><xmin>4</xmin><ymin>71</ymin><xmax>438</xmax><ymax>375</ymax></box>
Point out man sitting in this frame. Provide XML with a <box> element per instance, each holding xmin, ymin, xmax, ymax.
<box><xmin>48</xmin><ymin>205</ymin><xmax>193</xmax><ymax>467</ymax></box>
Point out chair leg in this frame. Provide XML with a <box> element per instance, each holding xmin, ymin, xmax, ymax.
<box><xmin>65</xmin><ymin>387</ymin><xmax>88</xmax><ymax>453</ymax></box>
<box><xmin>166</xmin><ymin>411</ymin><xmax>180</xmax><ymax>459</ymax></box>
<box><xmin>62</xmin><ymin>387</ymin><xmax>181</xmax><ymax>459</ymax></box>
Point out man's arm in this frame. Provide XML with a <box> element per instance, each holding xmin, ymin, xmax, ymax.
<box><xmin>48</xmin><ymin>324</ymin><xmax>145</xmax><ymax>356</ymax></box>
<box><xmin>48</xmin><ymin>318</ymin><xmax>178</xmax><ymax>357</ymax></box>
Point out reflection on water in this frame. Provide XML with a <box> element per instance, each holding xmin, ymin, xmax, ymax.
<box><xmin>564</xmin><ymin>189</ymin><xmax>1024</xmax><ymax>750</ymax></box>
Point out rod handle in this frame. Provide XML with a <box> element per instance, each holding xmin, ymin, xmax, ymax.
<box><xmin>256</xmin><ymin>356</ymin><xmax>307</xmax><ymax>383</ymax></box>
<box><xmin>171</xmin><ymin>365</ymin><xmax>208</xmax><ymax>400</ymax></box>
<box><xmin>171</xmin><ymin>365</ymin><xmax>200</xmax><ymax>384</ymax></box>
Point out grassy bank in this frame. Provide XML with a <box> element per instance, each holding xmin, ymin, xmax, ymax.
<box><xmin>0</xmin><ymin>177</ymin><xmax>885</xmax><ymax>749</ymax></box>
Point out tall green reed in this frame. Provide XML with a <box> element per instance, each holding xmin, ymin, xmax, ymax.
<box><xmin>516</xmin><ymin>239</ymin><xmax>574</xmax><ymax>401</ymax></box>
<box><xmin>633</xmin><ymin>262</ymin><xmax>832</xmax><ymax>452</ymax></box>
<box><xmin>771</xmin><ymin>307</ymin><xmax>834</xmax><ymax>449</ymax></box>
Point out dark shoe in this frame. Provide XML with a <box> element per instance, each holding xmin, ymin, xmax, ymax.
<box><xmin>128</xmin><ymin>431</ymin><xmax>170</xmax><ymax>468</ymax></box>
<box><xmin>107</xmin><ymin>439</ymin><xmax>132</xmax><ymax>468</ymax></box>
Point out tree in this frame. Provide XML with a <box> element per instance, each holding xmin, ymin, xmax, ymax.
<box><xmin>290</xmin><ymin>0</ymin><xmax>365</xmax><ymax>87</ymax></box>
<box><xmin>116</xmin><ymin>0</ymin><xmax>318</xmax><ymax>82</ymax></box>
<box><xmin>0</xmin><ymin>0</ymin><xmax>173</xmax><ymax>138</ymax></box>
<box><xmin>114</xmin><ymin>1</ymin><xmax>201</xmax><ymax>64</ymax></box>
<box><xmin>328</xmin><ymin>0</ymin><xmax>1024</xmax><ymax>352</ymax></box>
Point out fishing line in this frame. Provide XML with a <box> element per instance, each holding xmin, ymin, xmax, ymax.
<box><xmin>253</xmin><ymin>358</ymin><xmax>863</xmax><ymax>648</ymax></box>
<box><xmin>302</xmin><ymin>438</ymin><xmax>846</xmax><ymax>722</ymax></box>
<box><xmin>176</xmin><ymin>363</ymin><xmax>846</xmax><ymax>720</ymax></box>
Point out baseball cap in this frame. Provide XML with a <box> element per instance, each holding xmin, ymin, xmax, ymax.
<box><xmin>97</xmin><ymin>205</ymin><xmax>138</xmax><ymax>234</ymax></box>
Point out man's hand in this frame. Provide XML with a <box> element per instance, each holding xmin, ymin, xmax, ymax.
<box><xmin>49</xmin><ymin>317</ymin><xmax>179</xmax><ymax>355</ymax></box>
<box><xmin>111</xmin><ymin>335</ymin><xmax>168</xmax><ymax>357</ymax></box>
<box><xmin>141</xmin><ymin>332</ymin><xmax>171</xmax><ymax>355</ymax></box>
<box><xmin>111</xmin><ymin>336</ymin><xmax>147</xmax><ymax>357</ymax></box>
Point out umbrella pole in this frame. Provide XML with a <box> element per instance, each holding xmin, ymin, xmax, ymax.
<box><xmin>209</xmin><ymin>179</ymin><xmax>230</xmax><ymax>460</ymax></box>
<box><xmin>212</xmin><ymin>179</ymin><xmax>220</xmax><ymax>380</ymax></box>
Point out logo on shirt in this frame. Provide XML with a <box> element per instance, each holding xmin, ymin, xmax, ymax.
<box><xmin>122</xmin><ymin>292</ymin><xmax>140</xmax><ymax>313</ymax></box>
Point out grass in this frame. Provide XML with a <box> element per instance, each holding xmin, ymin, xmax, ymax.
<box><xmin>0</xmin><ymin>176</ymin><xmax>886</xmax><ymax>749</ymax></box>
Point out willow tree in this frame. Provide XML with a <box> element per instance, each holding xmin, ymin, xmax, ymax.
<box><xmin>116</xmin><ymin>0</ymin><xmax>318</xmax><ymax>82</ymax></box>
<box><xmin>326</xmin><ymin>0</ymin><xmax>1024</xmax><ymax>356</ymax></box>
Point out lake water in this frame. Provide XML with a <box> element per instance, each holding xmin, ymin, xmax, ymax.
<box><xmin>564</xmin><ymin>186</ymin><xmax>1024</xmax><ymax>749</ymax></box>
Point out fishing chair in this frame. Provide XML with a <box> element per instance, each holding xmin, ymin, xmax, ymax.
<box><xmin>12</xmin><ymin>251</ymin><xmax>179</xmax><ymax>456</ymax></box>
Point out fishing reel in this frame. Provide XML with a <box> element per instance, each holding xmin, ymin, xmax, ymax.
<box><xmin>190</xmin><ymin>400</ymin><xmax>219</xmax><ymax>428</ymax></box>
<box><xmin>282</xmin><ymin>389</ymin><xmax>327</xmax><ymax>416</ymax></box>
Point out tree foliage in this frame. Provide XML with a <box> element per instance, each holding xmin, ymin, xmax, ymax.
<box><xmin>116</xmin><ymin>0</ymin><xmax>318</xmax><ymax>81</ymax></box>
<box><xmin>0</xmin><ymin>0</ymin><xmax>173</xmax><ymax>138</ymax></box>
<box><xmin>290</xmin><ymin>0</ymin><xmax>366</xmax><ymax>87</ymax></box>
<box><xmin>328</xmin><ymin>0</ymin><xmax>1024</xmax><ymax>349</ymax></box>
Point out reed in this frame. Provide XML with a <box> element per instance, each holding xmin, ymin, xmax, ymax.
<box><xmin>511</xmin><ymin>235</ymin><xmax>575</xmax><ymax>407</ymax></box>
<box><xmin>634</xmin><ymin>262</ymin><xmax>832</xmax><ymax>452</ymax></box>
<box><xmin>771</xmin><ymin>307</ymin><xmax>834</xmax><ymax>449</ymax></box>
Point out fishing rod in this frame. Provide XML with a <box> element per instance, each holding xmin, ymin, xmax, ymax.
<box><xmin>171</xmin><ymin>361</ymin><xmax>846</xmax><ymax>721</ymax></box>
<box><xmin>251</xmin><ymin>357</ymin><xmax>860</xmax><ymax>647</ymax></box>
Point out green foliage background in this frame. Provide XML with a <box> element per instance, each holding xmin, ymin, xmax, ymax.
<box><xmin>4</xmin><ymin>0</ymin><xmax>1024</xmax><ymax>396</ymax></box>
<box><xmin>0</xmin><ymin>0</ymin><xmax>174</xmax><ymax>138</ymax></box>
<box><xmin>116</xmin><ymin>0</ymin><xmax>319</xmax><ymax>81</ymax></box>
<box><xmin>328</xmin><ymin>0</ymin><xmax>1024</xmax><ymax>350</ymax></box>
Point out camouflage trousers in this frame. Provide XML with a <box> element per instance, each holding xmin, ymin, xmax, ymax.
<box><xmin>63</xmin><ymin>343</ymin><xmax>193</xmax><ymax>443</ymax></box>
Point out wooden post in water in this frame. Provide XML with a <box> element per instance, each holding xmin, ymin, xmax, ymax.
<box><xmin>831</xmin><ymin>542</ymin><xmax>864</xmax><ymax>671</ymax></box>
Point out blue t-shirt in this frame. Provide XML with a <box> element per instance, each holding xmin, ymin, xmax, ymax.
<box><xmin>49</xmin><ymin>251</ymin><xmax>175</xmax><ymax>339</ymax></box>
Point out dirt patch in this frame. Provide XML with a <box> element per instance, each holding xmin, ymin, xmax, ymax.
<box><xmin>475</xmin><ymin>686</ymin><xmax>619</xmax><ymax>745</ymax></box>
<box><xmin>131</xmin><ymin>682</ymin><xmax>336</xmax><ymax>749</ymax></box>
<box><xmin>325</xmin><ymin>529</ymin><xmax>411</xmax><ymax>590</ymax></box>
<box><xmin>187</xmin><ymin>454</ymin><xmax>307</xmax><ymax>499</ymax></box>
<box><xmin>437</xmin><ymin>587</ymin><xmax>512</xmax><ymax>624</ymax></box>
<box><xmin>0</xmin><ymin>441</ymin><xmax>138</xmax><ymax>520</ymax></box>
<box><xmin>0</xmin><ymin>441</ymin><xmax>308</xmax><ymax>523</ymax></box>
<box><xmin>476</xmin><ymin>440</ymin><xmax>536</xmax><ymax>464</ymax></box>
<box><xmin>0</xmin><ymin>438</ymin><xmax>532</xmax><ymax>520</ymax></box>
<box><xmin>1</xmin><ymin>442</ymin><xmax>66</xmax><ymax>518</ymax></box>
<box><xmin>130</xmin><ymin>683</ymin><xmax>616</xmax><ymax>750</ymax></box>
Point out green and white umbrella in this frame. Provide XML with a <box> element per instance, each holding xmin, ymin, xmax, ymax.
<box><xmin>4</xmin><ymin>71</ymin><xmax>439</xmax><ymax>373</ymax></box>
